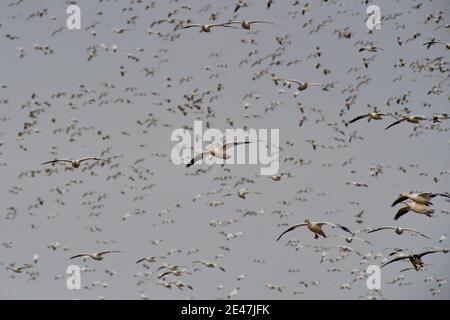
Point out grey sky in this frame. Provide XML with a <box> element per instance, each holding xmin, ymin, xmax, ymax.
<box><xmin>0</xmin><ymin>0</ymin><xmax>449</xmax><ymax>299</ymax></box>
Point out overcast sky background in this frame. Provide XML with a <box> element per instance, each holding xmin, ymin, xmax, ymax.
<box><xmin>0</xmin><ymin>0</ymin><xmax>449</xmax><ymax>299</ymax></box>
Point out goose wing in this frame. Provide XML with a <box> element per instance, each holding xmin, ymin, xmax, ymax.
<box><xmin>186</xmin><ymin>150</ymin><xmax>213</xmax><ymax>168</ymax></box>
<box><xmin>248</xmin><ymin>20</ymin><xmax>275</xmax><ymax>25</ymax></box>
<box><xmin>284</xmin><ymin>79</ymin><xmax>303</xmax><ymax>85</ymax></box>
<box><xmin>367</xmin><ymin>226</ymin><xmax>396</xmax><ymax>233</ymax></box>
<box><xmin>347</xmin><ymin>114</ymin><xmax>369</xmax><ymax>125</ymax></box>
<box><xmin>381</xmin><ymin>255</ymin><xmax>410</xmax><ymax>268</ymax></box>
<box><xmin>180</xmin><ymin>24</ymin><xmax>203</xmax><ymax>29</ymax></box>
<box><xmin>42</xmin><ymin>159</ymin><xmax>72</xmax><ymax>165</ymax></box>
<box><xmin>394</xmin><ymin>206</ymin><xmax>410</xmax><ymax>220</ymax></box>
<box><xmin>418</xmin><ymin>249</ymin><xmax>448</xmax><ymax>258</ymax></box>
<box><xmin>276</xmin><ymin>223</ymin><xmax>307</xmax><ymax>241</ymax></box>
<box><xmin>391</xmin><ymin>195</ymin><xmax>408</xmax><ymax>207</ymax></box>
<box><xmin>70</xmin><ymin>253</ymin><xmax>91</xmax><ymax>259</ymax></box>
<box><xmin>385</xmin><ymin>118</ymin><xmax>406</xmax><ymax>130</ymax></box>
<box><xmin>223</xmin><ymin>141</ymin><xmax>251</xmax><ymax>149</ymax></box>
<box><xmin>316</xmin><ymin>222</ymin><xmax>353</xmax><ymax>235</ymax></box>
<box><xmin>78</xmin><ymin>157</ymin><xmax>105</xmax><ymax>163</ymax></box>
<box><xmin>98</xmin><ymin>250</ymin><xmax>121</xmax><ymax>256</ymax></box>
<box><xmin>402</xmin><ymin>228</ymin><xmax>431</xmax><ymax>239</ymax></box>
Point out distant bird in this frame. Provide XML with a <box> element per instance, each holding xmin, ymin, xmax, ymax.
<box><xmin>367</xmin><ymin>226</ymin><xmax>430</xmax><ymax>239</ymax></box>
<box><xmin>394</xmin><ymin>201</ymin><xmax>434</xmax><ymax>220</ymax></box>
<box><xmin>391</xmin><ymin>192</ymin><xmax>450</xmax><ymax>207</ymax></box>
<box><xmin>346</xmin><ymin>112</ymin><xmax>387</xmax><ymax>126</ymax></box>
<box><xmin>432</xmin><ymin>113</ymin><xmax>449</xmax><ymax>123</ymax></box>
<box><xmin>385</xmin><ymin>115</ymin><xmax>427</xmax><ymax>130</ymax></box>
<box><xmin>70</xmin><ymin>251</ymin><xmax>121</xmax><ymax>261</ymax></box>
<box><xmin>120</xmin><ymin>65</ymin><xmax>126</xmax><ymax>77</ymax></box>
<box><xmin>42</xmin><ymin>157</ymin><xmax>106</xmax><ymax>168</ymax></box>
<box><xmin>7</xmin><ymin>264</ymin><xmax>32</xmax><ymax>273</ymax></box>
<box><xmin>227</xmin><ymin>20</ymin><xmax>274</xmax><ymax>30</ymax></box>
<box><xmin>277</xmin><ymin>219</ymin><xmax>353</xmax><ymax>241</ymax></box>
<box><xmin>113</xmin><ymin>27</ymin><xmax>132</xmax><ymax>34</ymax></box>
<box><xmin>223</xmin><ymin>188</ymin><xmax>261</xmax><ymax>199</ymax></box>
<box><xmin>423</xmin><ymin>39</ymin><xmax>450</xmax><ymax>50</ymax></box>
<box><xmin>358</xmin><ymin>46</ymin><xmax>382</xmax><ymax>52</ymax></box>
<box><xmin>180</xmin><ymin>23</ymin><xmax>235</xmax><ymax>33</ymax></box>
<box><xmin>136</xmin><ymin>256</ymin><xmax>158</xmax><ymax>264</ymax></box>
<box><xmin>382</xmin><ymin>249</ymin><xmax>448</xmax><ymax>271</ymax></box>
<box><xmin>186</xmin><ymin>141</ymin><xmax>250</xmax><ymax>168</ymax></box>
<box><xmin>234</xmin><ymin>0</ymin><xmax>247</xmax><ymax>12</ymax></box>
<box><xmin>346</xmin><ymin>181</ymin><xmax>369</xmax><ymax>187</ymax></box>
<box><xmin>158</xmin><ymin>268</ymin><xmax>190</xmax><ymax>279</ymax></box>
<box><xmin>283</xmin><ymin>79</ymin><xmax>323</xmax><ymax>91</ymax></box>
<box><xmin>193</xmin><ymin>260</ymin><xmax>226</xmax><ymax>272</ymax></box>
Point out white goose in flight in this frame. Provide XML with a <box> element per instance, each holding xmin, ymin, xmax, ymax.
<box><xmin>346</xmin><ymin>112</ymin><xmax>387</xmax><ymax>126</ymax></box>
<box><xmin>70</xmin><ymin>250</ymin><xmax>121</xmax><ymax>261</ymax></box>
<box><xmin>432</xmin><ymin>113</ymin><xmax>448</xmax><ymax>123</ymax></box>
<box><xmin>135</xmin><ymin>256</ymin><xmax>158</xmax><ymax>264</ymax></box>
<box><xmin>186</xmin><ymin>141</ymin><xmax>250</xmax><ymax>168</ymax></box>
<box><xmin>385</xmin><ymin>114</ymin><xmax>427</xmax><ymax>130</ymax></box>
<box><xmin>367</xmin><ymin>226</ymin><xmax>430</xmax><ymax>239</ymax></box>
<box><xmin>391</xmin><ymin>192</ymin><xmax>450</xmax><ymax>207</ymax></box>
<box><xmin>423</xmin><ymin>39</ymin><xmax>450</xmax><ymax>50</ymax></box>
<box><xmin>381</xmin><ymin>249</ymin><xmax>448</xmax><ymax>271</ymax></box>
<box><xmin>7</xmin><ymin>264</ymin><xmax>33</xmax><ymax>273</ymax></box>
<box><xmin>42</xmin><ymin>157</ymin><xmax>106</xmax><ymax>168</ymax></box>
<box><xmin>394</xmin><ymin>201</ymin><xmax>434</xmax><ymax>220</ymax></box>
<box><xmin>223</xmin><ymin>188</ymin><xmax>261</xmax><ymax>199</ymax></box>
<box><xmin>179</xmin><ymin>23</ymin><xmax>235</xmax><ymax>33</ymax></box>
<box><xmin>226</xmin><ymin>20</ymin><xmax>275</xmax><ymax>30</ymax></box>
<box><xmin>282</xmin><ymin>79</ymin><xmax>323</xmax><ymax>91</ymax></box>
<box><xmin>193</xmin><ymin>260</ymin><xmax>226</xmax><ymax>272</ymax></box>
<box><xmin>277</xmin><ymin>219</ymin><xmax>353</xmax><ymax>241</ymax></box>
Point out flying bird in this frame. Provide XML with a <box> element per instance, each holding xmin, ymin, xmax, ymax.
<box><xmin>367</xmin><ymin>226</ymin><xmax>430</xmax><ymax>239</ymax></box>
<box><xmin>277</xmin><ymin>219</ymin><xmax>353</xmax><ymax>241</ymax></box>
<box><xmin>381</xmin><ymin>249</ymin><xmax>448</xmax><ymax>271</ymax></box>
<box><xmin>226</xmin><ymin>20</ymin><xmax>275</xmax><ymax>30</ymax></box>
<box><xmin>423</xmin><ymin>39</ymin><xmax>450</xmax><ymax>50</ymax></box>
<box><xmin>394</xmin><ymin>201</ymin><xmax>434</xmax><ymax>220</ymax></box>
<box><xmin>282</xmin><ymin>79</ymin><xmax>323</xmax><ymax>91</ymax></box>
<box><xmin>179</xmin><ymin>23</ymin><xmax>235</xmax><ymax>33</ymax></box>
<box><xmin>7</xmin><ymin>264</ymin><xmax>33</xmax><ymax>273</ymax></box>
<box><xmin>186</xmin><ymin>141</ymin><xmax>250</xmax><ymax>168</ymax></box>
<box><xmin>193</xmin><ymin>260</ymin><xmax>226</xmax><ymax>272</ymax></box>
<box><xmin>391</xmin><ymin>192</ymin><xmax>450</xmax><ymax>207</ymax></box>
<box><xmin>385</xmin><ymin>115</ymin><xmax>427</xmax><ymax>130</ymax></box>
<box><xmin>136</xmin><ymin>256</ymin><xmax>158</xmax><ymax>264</ymax></box>
<box><xmin>70</xmin><ymin>251</ymin><xmax>121</xmax><ymax>261</ymax></box>
<box><xmin>432</xmin><ymin>113</ymin><xmax>449</xmax><ymax>123</ymax></box>
<box><xmin>346</xmin><ymin>112</ymin><xmax>387</xmax><ymax>126</ymax></box>
<box><xmin>42</xmin><ymin>157</ymin><xmax>106</xmax><ymax>168</ymax></box>
<box><xmin>223</xmin><ymin>188</ymin><xmax>261</xmax><ymax>199</ymax></box>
